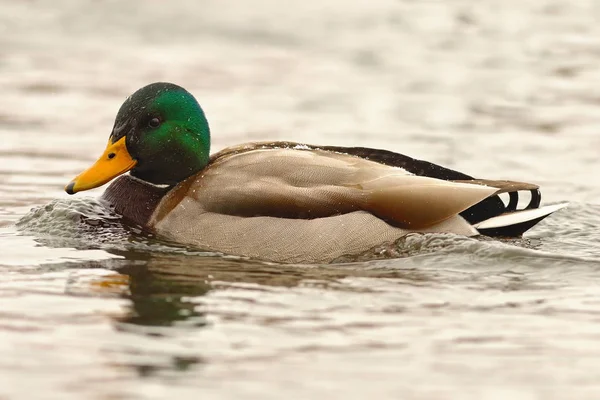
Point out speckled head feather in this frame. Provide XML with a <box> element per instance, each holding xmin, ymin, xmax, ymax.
<box><xmin>111</xmin><ymin>82</ymin><xmax>211</xmax><ymax>185</ymax></box>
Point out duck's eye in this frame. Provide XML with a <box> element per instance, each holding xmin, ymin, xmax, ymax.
<box><xmin>148</xmin><ymin>117</ymin><xmax>161</xmax><ymax>128</ymax></box>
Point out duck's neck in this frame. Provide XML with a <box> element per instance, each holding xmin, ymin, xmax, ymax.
<box><xmin>101</xmin><ymin>175</ymin><xmax>170</xmax><ymax>228</ymax></box>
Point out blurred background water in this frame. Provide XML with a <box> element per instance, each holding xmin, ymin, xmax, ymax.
<box><xmin>2</xmin><ymin>0</ymin><xmax>600</xmax><ymax>399</ymax></box>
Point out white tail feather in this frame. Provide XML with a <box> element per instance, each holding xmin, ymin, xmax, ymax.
<box><xmin>474</xmin><ymin>203</ymin><xmax>568</xmax><ymax>230</ymax></box>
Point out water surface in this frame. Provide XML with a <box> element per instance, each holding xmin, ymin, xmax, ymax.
<box><xmin>2</xmin><ymin>0</ymin><xmax>600</xmax><ymax>399</ymax></box>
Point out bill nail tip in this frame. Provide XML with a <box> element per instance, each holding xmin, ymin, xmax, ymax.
<box><xmin>65</xmin><ymin>182</ymin><xmax>76</xmax><ymax>195</ymax></box>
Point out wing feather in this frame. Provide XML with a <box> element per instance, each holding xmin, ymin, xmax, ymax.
<box><xmin>156</xmin><ymin>148</ymin><xmax>497</xmax><ymax>229</ymax></box>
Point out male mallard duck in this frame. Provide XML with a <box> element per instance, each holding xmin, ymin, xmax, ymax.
<box><xmin>65</xmin><ymin>82</ymin><xmax>567</xmax><ymax>263</ymax></box>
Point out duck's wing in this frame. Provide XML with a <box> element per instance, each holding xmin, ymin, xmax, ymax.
<box><xmin>158</xmin><ymin>147</ymin><xmax>498</xmax><ymax>230</ymax></box>
<box><xmin>209</xmin><ymin>142</ymin><xmax>560</xmax><ymax>233</ymax></box>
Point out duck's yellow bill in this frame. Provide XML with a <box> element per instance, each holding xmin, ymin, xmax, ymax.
<box><xmin>65</xmin><ymin>136</ymin><xmax>137</xmax><ymax>194</ymax></box>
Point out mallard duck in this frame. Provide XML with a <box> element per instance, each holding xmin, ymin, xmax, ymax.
<box><xmin>65</xmin><ymin>82</ymin><xmax>567</xmax><ymax>263</ymax></box>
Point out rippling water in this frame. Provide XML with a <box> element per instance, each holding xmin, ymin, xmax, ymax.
<box><xmin>2</xmin><ymin>0</ymin><xmax>600</xmax><ymax>399</ymax></box>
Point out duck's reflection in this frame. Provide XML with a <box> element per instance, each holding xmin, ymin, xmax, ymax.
<box><xmin>30</xmin><ymin>232</ymin><xmax>435</xmax><ymax>329</ymax></box>
<box><xmin>24</xmin><ymin>233</ymin><xmax>439</xmax><ymax>378</ymax></box>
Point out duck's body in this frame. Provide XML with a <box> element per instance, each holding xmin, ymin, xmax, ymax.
<box><xmin>102</xmin><ymin>141</ymin><xmax>564</xmax><ymax>263</ymax></box>
<box><xmin>67</xmin><ymin>83</ymin><xmax>567</xmax><ymax>264</ymax></box>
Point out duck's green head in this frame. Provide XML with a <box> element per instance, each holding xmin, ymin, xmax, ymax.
<box><xmin>65</xmin><ymin>82</ymin><xmax>211</xmax><ymax>194</ymax></box>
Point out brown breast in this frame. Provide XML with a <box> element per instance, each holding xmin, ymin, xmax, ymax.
<box><xmin>101</xmin><ymin>175</ymin><xmax>170</xmax><ymax>228</ymax></box>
